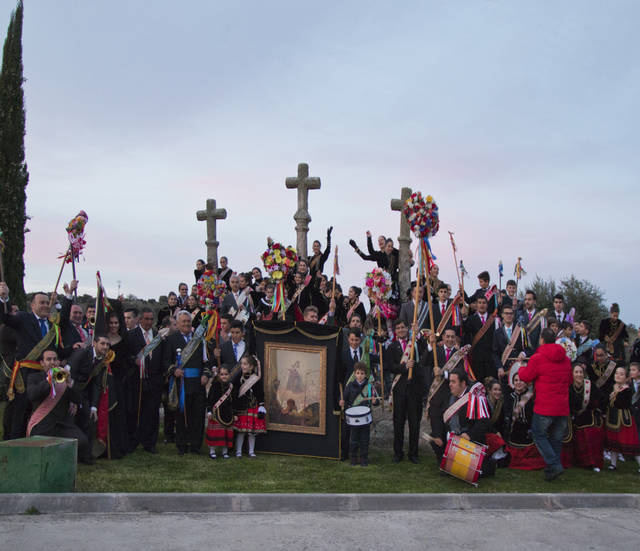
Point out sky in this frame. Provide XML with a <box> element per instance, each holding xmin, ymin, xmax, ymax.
<box><xmin>3</xmin><ymin>1</ymin><xmax>639</xmax><ymax>322</ymax></box>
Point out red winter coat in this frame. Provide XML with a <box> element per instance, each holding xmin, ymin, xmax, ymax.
<box><xmin>518</xmin><ymin>343</ymin><xmax>572</xmax><ymax>416</ymax></box>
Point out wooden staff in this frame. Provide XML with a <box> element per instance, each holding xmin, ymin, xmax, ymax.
<box><xmin>0</xmin><ymin>234</ymin><xmax>6</xmax><ymax>313</ymax></box>
<box><xmin>408</xmin><ymin>250</ymin><xmax>423</xmax><ymax>379</ymax></box>
<box><xmin>71</xmin><ymin>255</ymin><xmax>78</xmax><ymax>299</ymax></box>
<box><xmin>423</xmin><ymin>248</ymin><xmax>439</xmax><ymax>372</ymax></box>
<box><xmin>448</xmin><ymin>231</ymin><xmax>462</xmax><ymax>293</ymax></box>
<box><xmin>377</xmin><ymin>310</ymin><xmax>385</xmax><ymax>409</ymax></box>
<box><xmin>339</xmin><ymin>382</ymin><xmax>345</xmax><ymax>418</ymax></box>
<box><xmin>50</xmin><ymin>246</ymin><xmax>71</xmax><ymax>308</ymax></box>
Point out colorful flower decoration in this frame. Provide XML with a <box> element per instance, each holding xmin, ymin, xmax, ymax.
<box><xmin>196</xmin><ymin>269</ymin><xmax>228</xmax><ymax>311</ymax></box>
<box><xmin>365</xmin><ymin>268</ymin><xmax>392</xmax><ymax>304</ymax></box>
<box><xmin>402</xmin><ymin>191</ymin><xmax>439</xmax><ymax>239</ymax></box>
<box><xmin>61</xmin><ymin>211</ymin><xmax>88</xmax><ymax>263</ymax></box>
<box><xmin>261</xmin><ymin>240</ymin><xmax>298</xmax><ymax>281</ymax></box>
<box><xmin>556</xmin><ymin>337</ymin><xmax>577</xmax><ymax>362</ymax></box>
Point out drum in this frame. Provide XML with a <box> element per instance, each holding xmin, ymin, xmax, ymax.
<box><xmin>345</xmin><ymin>406</ymin><xmax>372</xmax><ymax>426</ymax></box>
<box><xmin>440</xmin><ymin>433</ymin><xmax>487</xmax><ymax>486</ymax></box>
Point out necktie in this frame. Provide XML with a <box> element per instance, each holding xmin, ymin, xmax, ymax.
<box><xmin>506</xmin><ymin>327</ymin><xmax>512</xmax><ymax>339</ymax></box>
<box><xmin>144</xmin><ymin>331</ymin><xmax>151</xmax><ymax>345</ymax></box>
<box><xmin>441</xmin><ymin>303</ymin><xmax>446</xmax><ymax>315</ymax></box>
<box><xmin>528</xmin><ymin>311</ymin><xmax>533</xmax><ymax>321</ymax></box>
<box><xmin>353</xmin><ymin>349</ymin><xmax>359</xmax><ymax>362</ymax></box>
<box><xmin>233</xmin><ymin>342</ymin><xmax>238</xmax><ymax>359</ymax></box>
<box><xmin>401</xmin><ymin>339</ymin><xmax>406</xmax><ymax>352</ymax></box>
<box><xmin>39</xmin><ymin>318</ymin><xmax>47</xmax><ymax>337</ymax></box>
<box><xmin>446</xmin><ymin>348</ymin><xmax>451</xmax><ymax>361</ymax></box>
<box><xmin>480</xmin><ymin>315</ymin><xmax>485</xmax><ymax>324</ymax></box>
<box><xmin>76</xmin><ymin>325</ymin><xmax>86</xmax><ymax>342</ymax></box>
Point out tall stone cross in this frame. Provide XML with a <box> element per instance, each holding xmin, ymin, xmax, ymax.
<box><xmin>390</xmin><ymin>187</ymin><xmax>413</xmax><ymax>302</ymax></box>
<box><xmin>285</xmin><ymin>163</ymin><xmax>321</xmax><ymax>259</ymax></box>
<box><xmin>196</xmin><ymin>198</ymin><xmax>227</xmax><ymax>270</ymax></box>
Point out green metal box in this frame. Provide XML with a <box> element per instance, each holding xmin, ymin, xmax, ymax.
<box><xmin>0</xmin><ymin>436</ymin><xmax>77</xmax><ymax>493</ymax></box>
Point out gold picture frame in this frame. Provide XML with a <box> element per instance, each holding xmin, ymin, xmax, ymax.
<box><xmin>264</xmin><ymin>342</ymin><xmax>327</xmax><ymax>435</ymax></box>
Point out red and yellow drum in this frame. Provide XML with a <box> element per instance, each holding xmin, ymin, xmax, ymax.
<box><xmin>440</xmin><ymin>434</ymin><xmax>487</xmax><ymax>486</ymax></box>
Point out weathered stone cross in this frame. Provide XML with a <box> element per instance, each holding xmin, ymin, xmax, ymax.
<box><xmin>285</xmin><ymin>163</ymin><xmax>321</xmax><ymax>259</ymax></box>
<box><xmin>390</xmin><ymin>187</ymin><xmax>413</xmax><ymax>302</ymax></box>
<box><xmin>196</xmin><ymin>198</ymin><xmax>227</xmax><ymax>270</ymax></box>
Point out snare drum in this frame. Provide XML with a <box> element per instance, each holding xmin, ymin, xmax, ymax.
<box><xmin>345</xmin><ymin>406</ymin><xmax>372</xmax><ymax>426</ymax></box>
<box><xmin>440</xmin><ymin>434</ymin><xmax>487</xmax><ymax>486</ymax></box>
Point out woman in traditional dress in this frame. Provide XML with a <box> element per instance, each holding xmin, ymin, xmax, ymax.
<box><xmin>505</xmin><ymin>371</ymin><xmax>546</xmax><ymax>470</ymax></box>
<box><xmin>569</xmin><ymin>362</ymin><xmax>604</xmax><ymax>471</ymax></box>
<box><xmin>102</xmin><ymin>309</ymin><xmax>131</xmax><ymax>459</ymax></box>
<box><xmin>233</xmin><ymin>355</ymin><xmax>266</xmax><ymax>458</ymax></box>
<box><xmin>206</xmin><ymin>365</ymin><xmax>235</xmax><ymax>459</ymax></box>
<box><xmin>485</xmin><ymin>378</ymin><xmax>508</xmax><ymax>464</ymax></box>
<box><xmin>604</xmin><ymin>366</ymin><xmax>640</xmax><ymax>472</ymax></box>
<box><xmin>344</xmin><ymin>286</ymin><xmax>367</xmax><ymax>326</ymax></box>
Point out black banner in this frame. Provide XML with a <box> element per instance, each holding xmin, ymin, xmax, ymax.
<box><xmin>253</xmin><ymin>320</ymin><xmax>341</xmax><ymax>459</ymax></box>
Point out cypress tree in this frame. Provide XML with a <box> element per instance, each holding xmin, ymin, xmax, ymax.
<box><xmin>0</xmin><ymin>1</ymin><xmax>29</xmax><ymax>308</ymax></box>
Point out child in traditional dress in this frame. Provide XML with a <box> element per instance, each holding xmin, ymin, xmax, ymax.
<box><xmin>630</xmin><ymin>363</ymin><xmax>640</xmax><ymax>442</ymax></box>
<box><xmin>340</xmin><ymin>362</ymin><xmax>377</xmax><ymax>467</ymax></box>
<box><xmin>605</xmin><ymin>366</ymin><xmax>640</xmax><ymax>472</ymax></box>
<box><xmin>205</xmin><ymin>366</ymin><xmax>235</xmax><ymax>459</ymax></box>
<box><xmin>233</xmin><ymin>354</ymin><xmax>266</xmax><ymax>458</ymax></box>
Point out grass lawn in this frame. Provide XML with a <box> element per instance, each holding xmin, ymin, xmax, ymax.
<box><xmin>77</xmin><ymin>437</ymin><xmax>640</xmax><ymax>494</ymax></box>
<box><xmin>3</xmin><ymin>401</ymin><xmax>638</xmax><ymax>493</ymax></box>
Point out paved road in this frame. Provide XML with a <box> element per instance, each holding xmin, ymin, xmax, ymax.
<box><xmin>1</xmin><ymin>509</ymin><xmax>638</xmax><ymax>550</ymax></box>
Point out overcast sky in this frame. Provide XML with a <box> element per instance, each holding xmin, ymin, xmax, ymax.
<box><xmin>4</xmin><ymin>1</ymin><xmax>639</xmax><ymax>323</ymax></box>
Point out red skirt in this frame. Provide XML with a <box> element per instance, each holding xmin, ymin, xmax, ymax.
<box><xmin>573</xmin><ymin>425</ymin><xmax>604</xmax><ymax>469</ymax></box>
<box><xmin>205</xmin><ymin>419</ymin><xmax>234</xmax><ymax>448</ymax></box>
<box><xmin>506</xmin><ymin>443</ymin><xmax>546</xmax><ymax>470</ymax></box>
<box><xmin>560</xmin><ymin>442</ymin><xmax>573</xmax><ymax>469</ymax></box>
<box><xmin>605</xmin><ymin>423</ymin><xmax>640</xmax><ymax>456</ymax></box>
<box><xmin>485</xmin><ymin>433</ymin><xmax>506</xmax><ymax>457</ymax></box>
<box><xmin>234</xmin><ymin>406</ymin><xmax>266</xmax><ymax>434</ymax></box>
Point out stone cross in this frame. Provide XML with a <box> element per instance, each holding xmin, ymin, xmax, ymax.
<box><xmin>390</xmin><ymin>187</ymin><xmax>413</xmax><ymax>302</ymax></box>
<box><xmin>196</xmin><ymin>198</ymin><xmax>227</xmax><ymax>270</ymax></box>
<box><xmin>285</xmin><ymin>163</ymin><xmax>321</xmax><ymax>259</ymax></box>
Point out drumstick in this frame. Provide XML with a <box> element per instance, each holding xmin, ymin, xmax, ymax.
<box><xmin>421</xmin><ymin>432</ymin><xmax>436</xmax><ymax>444</ymax></box>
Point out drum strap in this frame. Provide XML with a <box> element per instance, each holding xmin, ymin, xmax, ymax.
<box><xmin>444</xmin><ymin>391</ymin><xmax>469</xmax><ymax>424</ymax></box>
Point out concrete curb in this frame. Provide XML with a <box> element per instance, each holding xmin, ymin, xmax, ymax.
<box><xmin>1</xmin><ymin>493</ymin><xmax>638</xmax><ymax>514</ymax></box>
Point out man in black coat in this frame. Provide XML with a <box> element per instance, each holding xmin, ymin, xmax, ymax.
<box><xmin>68</xmin><ymin>334</ymin><xmax>112</xmax><ymax>461</ymax></box>
<box><xmin>163</xmin><ymin>311</ymin><xmax>212</xmax><ymax>455</ymax></box>
<box><xmin>492</xmin><ymin>305</ymin><xmax>525</xmax><ymax>382</ymax></box>
<box><xmin>126</xmin><ymin>307</ymin><xmax>165</xmax><ymax>454</ymax></box>
<box><xmin>424</xmin><ymin>328</ymin><xmax>462</xmax><ymax>463</ymax></box>
<box><xmin>27</xmin><ymin>348</ymin><xmax>90</xmax><ymax>463</ymax></box>
<box><xmin>388</xmin><ymin>319</ymin><xmax>428</xmax><ymax>463</ymax></box>
<box><xmin>432</xmin><ymin>283</ymin><xmax>453</xmax><ymax>334</ymax></box>
<box><xmin>0</xmin><ymin>282</ymin><xmax>68</xmax><ymax>439</ymax></box>
<box><xmin>463</xmin><ymin>296</ymin><xmax>496</xmax><ymax>383</ymax></box>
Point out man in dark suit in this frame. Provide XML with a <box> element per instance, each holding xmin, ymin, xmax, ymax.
<box><xmin>61</xmin><ymin>303</ymin><xmax>90</xmax><ymax>354</ymax></box>
<box><xmin>465</xmin><ymin>271</ymin><xmax>497</xmax><ymax>314</ymax></box>
<box><xmin>492</xmin><ymin>305</ymin><xmax>525</xmax><ymax>382</ymax></box>
<box><xmin>218</xmin><ymin>320</ymin><xmax>247</xmax><ymax>371</ymax></box>
<box><xmin>463</xmin><ymin>296</ymin><xmax>496</xmax><ymax>383</ymax></box>
<box><xmin>27</xmin><ymin>348</ymin><xmax>90</xmax><ymax>462</ymax></box>
<box><xmin>163</xmin><ymin>310</ymin><xmax>212</xmax><ymax>455</ymax></box>
<box><xmin>0</xmin><ymin>282</ymin><xmax>68</xmax><ymax>439</ymax></box>
<box><xmin>502</xmin><ymin>280</ymin><xmax>519</xmax><ymax>312</ymax></box>
<box><xmin>126</xmin><ymin>307</ymin><xmax>164</xmax><ymax>454</ymax></box>
<box><xmin>432</xmin><ymin>283</ymin><xmax>453</xmax><ymax>334</ymax></box>
<box><xmin>424</xmin><ymin>328</ymin><xmax>461</xmax><ymax>463</ymax></box>
<box><xmin>398</xmin><ymin>283</ymin><xmax>430</xmax><ymax>331</ymax></box>
<box><xmin>388</xmin><ymin>319</ymin><xmax>428</xmax><ymax>463</ymax></box>
<box><xmin>68</xmin><ymin>334</ymin><xmax>112</xmax><ymax>462</ymax></box>
<box><xmin>518</xmin><ymin>290</ymin><xmax>542</xmax><ymax>355</ymax></box>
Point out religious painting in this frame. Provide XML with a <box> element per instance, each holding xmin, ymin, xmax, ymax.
<box><xmin>264</xmin><ymin>342</ymin><xmax>327</xmax><ymax>435</ymax></box>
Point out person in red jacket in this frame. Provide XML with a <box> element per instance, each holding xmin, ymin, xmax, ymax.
<box><xmin>519</xmin><ymin>327</ymin><xmax>572</xmax><ymax>481</ymax></box>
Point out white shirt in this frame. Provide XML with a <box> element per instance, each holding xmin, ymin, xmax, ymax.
<box><xmin>231</xmin><ymin>339</ymin><xmax>246</xmax><ymax>360</ymax></box>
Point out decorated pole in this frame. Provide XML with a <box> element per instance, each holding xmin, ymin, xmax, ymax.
<box><xmin>514</xmin><ymin>256</ymin><xmax>526</xmax><ymax>300</ymax></box>
<box><xmin>459</xmin><ymin>260</ymin><xmax>468</xmax><ymax>303</ymax></box>
<box><xmin>365</xmin><ymin>267</ymin><xmax>392</xmax><ymax>407</ymax></box>
<box><xmin>403</xmin><ymin>192</ymin><xmax>440</xmax><ymax>379</ymax></box>
<box><xmin>262</xmin><ymin>238</ymin><xmax>297</xmax><ymax>321</ymax></box>
<box><xmin>331</xmin><ymin>245</ymin><xmax>339</xmax><ymax>298</ymax></box>
<box><xmin>0</xmin><ymin>229</ymin><xmax>6</xmax><ymax>312</ymax></box>
<box><xmin>498</xmin><ymin>260</ymin><xmax>504</xmax><ymax>294</ymax></box>
<box><xmin>448</xmin><ymin>231</ymin><xmax>464</xmax><ymax>306</ymax></box>
<box><xmin>196</xmin><ymin>269</ymin><xmax>228</xmax><ymax>370</ymax></box>
<box><xmin>408</xmin><ymin>258</ymin><xmax>423</xmax><ymax>380</ymax></box>
<box><xmin>53</xmin><ymin>211</ymin><xmax>89</xmax><ymax>305</ymax></box>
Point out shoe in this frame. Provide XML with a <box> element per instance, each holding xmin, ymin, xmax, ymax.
<box><xmin>409</xmin><ymin>456</ymin><xmax>419</xmax><ymax>464</ymax></box>
<box><xmin>144</xmin><ymin>447</ymin><xmax>158</xmax><ymax>454</ymax></box>
<box><xmin>222</xmin><ymin>453</ymin><xmax>230</xmax><ymax>459</ymax></box>
<box><xmin>249</xmin><ymin>452</ymin><xmax>257</xmax><ymax>458</ymax></box>
<box><xmin>209</xmin><ymin>452</ymin><xmax>217</xmax><ymax>459</ymax></box>
<box><xmin>608</xmin><ymin>465</ymin><xmax>617</xmax><ymax>471</ymax></box>
<box><xmin>593</xmin><ymin>467</ymin><xmax>600</xmax><ymax>473</ymax></box>
<box><xmin>544</xmin><ymin>466</ymin><xmax>563</xmax><ymax>482</ymax></box>
<box><xmin>236</xmin><ymin>453</ymin><xmax>242</xmax><ymax>458</ymax></box>
<box><xmin>618</xmin><ymin>453</ymin><xmax>625</xmax><ymax>462</ymax></box>
<box><xmin>350</xmin><ymin>456</ymin><xmax>359</xmax><ymax>466</ymax></box>
<box><xmin>392</xmin><ymin>455</ymin><xmax>403</xmax><ymax>463</ymax></box>
<box><xmin>360</xmin><ymin>458</ymin><xmax>369</xmax><ymax>467</ymax></box>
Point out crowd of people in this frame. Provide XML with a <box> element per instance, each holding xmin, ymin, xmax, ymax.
<box><xmin>1</xmin><ymin>228</ymin><xmax>639</xmax><ymax>483</ymax></box>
